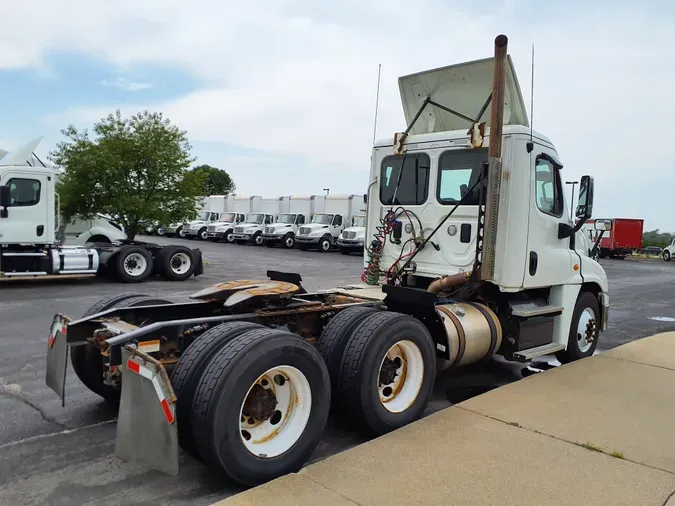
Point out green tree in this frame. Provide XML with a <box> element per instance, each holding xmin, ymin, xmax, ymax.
<box><xmin>643</xmin><ymin>229</ymin><xmax>674</xmax><ymax>248</ymax></box>
<box><xmin>50</xmin><ymin>110</ymin><xmax>207</xmax><ymax>240</ymax></box>
<box><xmin>192</xmin><ymin>164</ymin><xmax>236</xmax><ymax>195</ymax></box>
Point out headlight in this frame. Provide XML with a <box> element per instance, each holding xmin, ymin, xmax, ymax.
<box><xmin>310</xmin><ymin>231</ymin><xmax>322</xmax><ymax>236</ymax></box>
<box><xmin>246</xmin><ymin>229</ymin><xmax>257</xmax><ymax>234</ymax></box>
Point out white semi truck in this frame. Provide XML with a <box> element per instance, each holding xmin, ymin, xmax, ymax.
<box><xmin>261</xmin><ymin>195</ymin><xmax>318</xmax><ymax>249</ymax></box>
<box><xmin>295</xmin><ymin>194</ymin><xmax>356</xmax><ymax>251</ymax></box>
<box><xmin>45</xmin><ymin>35</ymin><xmax>608</xmax><ymax>489</ymax></box>
<box><xmin>233</xmin><ymin>198</ymin><xmax>281</xmax><ymax>245</ymax></box>
<box><xmin>0</xmin><ymin>138</ymin><xmax>204</xmax><ymax>282</ymax></box>
<box><xmin>206</xmin><ymin>195</ymin><xmax>257</xmax><ymax>243</ymax></box>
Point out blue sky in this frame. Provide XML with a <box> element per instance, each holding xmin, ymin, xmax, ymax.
<box><xmin>0</xmin><ymin>0</ymin><xmax>673</xmax><ymax>230</ymax></box>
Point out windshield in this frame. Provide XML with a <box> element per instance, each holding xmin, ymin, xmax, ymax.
<box><xmin>219</xmin><ymin>212</ymin><xmax>236</xmax><ymax>223</ymax></box>
<box><xmin>276</xmin><ymin>214</ymin><xmax>296</xmax><ymax>224</ymax></box>
<box><xmin>198</xmin><ymin>211</ymin><xmax>210</xmax><ymax>221</ymax></box>
<box><xmin>246</xmin><ymin>213</ymin><xmax>264</xmax><ymax>224</ymax></box>
<box><xmin>352</xmin><ymin>216</ymin><xmax>366</xmax><ymax>227</ymax></box>
<box><xmin>312</xmin><ymin>214</ymin><xmax>334</xmax><ymax>225</ymax></box>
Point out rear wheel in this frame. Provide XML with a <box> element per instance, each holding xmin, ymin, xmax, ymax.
<box><xmin>191</xmin><ymin>328</ymin><xmax>330</xmax><ymax>486</ymax></box>
<box><xmin>172</xmin><ymin>321</ymin><xmax>263</xmax><ymax>460</ymax></box>
<box><xmin>70</xmin><ymin>295</ymin><xmax>172</xmax><ymax>406</ymax></box>
<box><xmin>335</xmin><ymin>311</ymin><xmax>436</xmax><ymax>436</ymax></box>
<box><xmin>555</xmin><ymin>291</ymin><xmax>600</xmax><ymax>364</ymax></box>
<box><xmin>114</xmin><ymin>246</ymin><xmax>154</xmax><ymax>283</ymax></box>
<box><xmin>156</xmin><ymin>245</ymin><xmax>196</xmax><ymax>281</ymax></box>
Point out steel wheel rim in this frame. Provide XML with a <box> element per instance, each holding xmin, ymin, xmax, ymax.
<box><xmin>124</xmin><ymin>252</ymin><xmax>148</xmax><ymax>276</ymax></box>
<box><xmin>200</xmin><ymin>229</ymin><xmax>207</xmax><ymax>240</ymax></box>
<box><xmin>377</xmin><ymin>340</ymin><xmax>424</xmax><ymax>413</ymax></box>
<box><xmin>285</xmin><ymin>237</ymin><xmax>294</xmax><ymax>248</ymax></box>
<box><xmin>321</xmin><ymin>240</ymin><xmax>330</xmax><ymax>251</ymax></box>
<box><xmin>577</xmin><ymin>307</ymin><xmax>597</xmax><ymax>353</ymax></box>
<box><xmin>156</xmin><ymin>228</ymin><xmax>165</xmax><ymax>236</ymax></box>
<box><xmin>226</xmin><ymin>232</ymin><xmax>234</xmax><ymax>243</ymax></box>
<box><xmin>255</xmin><ymin>235</ymin><xmax>263</xmax><ymax>245</ymax></box>
<box><xmin>170</xmin><ymin>252</ymin><xmax>191</xmax><ymax>274</ymax></box>
<box><xmin>239</xmin><ymin>365</ymin><xmax>312</xmax><ymax>458</ymax></box>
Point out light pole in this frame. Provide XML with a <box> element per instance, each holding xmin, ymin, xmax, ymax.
<box><xmin>565</xmin><ymin>180</ymin><xmax>578</xmax><ymax>221</ymax></box>
<box><xmin>323</xmin><ymin>188</ymin><xmax>330</xmax><ymax>197</ymax></box>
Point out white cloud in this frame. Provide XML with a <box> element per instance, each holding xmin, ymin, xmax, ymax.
<box><xmin>100</xmin><ymin>77</ymin><xmax>152</xmax><ymax>91</ymax></box>
<box><xmin>2</xmin><ymin>1</ymin><xmax>674</xmax><ymax>229</ymax></box>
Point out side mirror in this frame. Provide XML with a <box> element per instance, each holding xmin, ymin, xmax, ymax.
<box><xmin>575</xmin><ymin>175</ymin><xmax>594</xmax><ymax>220</ymax></box>
<box><xmin>0</xmin><ymin>185</ymin><xmax>10</xmax><ymax>218</ymax></box>
<box><xmin>594</xmin><ymin>219</ymin><xmax>611</xmax><ymax>231</ymax></box>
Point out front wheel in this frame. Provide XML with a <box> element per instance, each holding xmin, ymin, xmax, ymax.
<box><xmin>177</xmin><ymin>226</ymin><xmax>186</xmax><ymax>238</ymax></box>
<box><xmin>283</xmin><ymin>234</ymin><xmax>295</xmax><ymax>249</ymax></box>
<box><xmin>253</xmin><ymin>233</ymin><xmax>264</xmax><ymax>246</ymax></box>
<box><xmin>225</xmin><ymin>231</ymin><xmax>235</xmax><ymax>244</ymax></box>
<box><xmin>318</xmin><ymin>236</ymin><xmax>332</xmax><ymax>252</ymax></box>
<box><xmin>191</xmin><ymin>329</ymin><xmax>331</xmax><ymax>486</ymax></box>
<box><xmin>156</xmin><ymin>227</ymin><xmax>165</xmax><ymax>236</ymax></box>
<box><xmin>664</xmin><ymin>250</ymin><xmax>672</xmax><ymax>262</ymax></box>
<box><xmin>198</xmin><ymin>227</ymin><xmax>208</xmax><ymax>240</ymax></box>
<box><xmin>555</xmin><ymin>291</ymin><xmax>600</xmax><ymax>364</ymax></box>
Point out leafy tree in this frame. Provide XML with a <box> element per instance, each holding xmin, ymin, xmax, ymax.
<box><xmin>643</xmin><ymin>229</ymin><xmax>674</xmax><ymax>248</ymax></box>
<box><xmin>192</xmin><ymin>164</ymin><xmax>236</xmax><ymax>195</ymax></box>
<box><xmin>50</xmin><ymin>110</ymin><xmax>207</xmax><ymax>240</ymax></box>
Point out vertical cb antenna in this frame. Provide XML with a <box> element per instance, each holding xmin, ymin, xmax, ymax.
<box><xmin>372</xmin><ymin>63</ymin><xmax>382</xmax><ymax>145</ymax></box>
<box><xmin>530</xmin><ymin>44</ymin><xmax>535</xmax><ymax>144</ymax></box>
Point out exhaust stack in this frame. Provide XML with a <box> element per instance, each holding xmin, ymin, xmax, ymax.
<box><xmin>479</xmin><ymin>34</ymin><xmax>509</xmax><ymax>282</ymax></box>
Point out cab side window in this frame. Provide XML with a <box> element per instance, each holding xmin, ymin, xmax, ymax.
<box><xmin>8</xmin><ymin>178</ymin><xmax>41</xmax><ymax>207</ymax></box>
<box><xmin>534</xmin><ymin>158</ymin><xmax>563</xmax><ymax>217</ymax></box>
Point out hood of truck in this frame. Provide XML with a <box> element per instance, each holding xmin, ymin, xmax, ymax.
<box><xmin>341</xmin><ymin>226</ymin><xmax>365</xmax><ymax>239</ymax></box>
<box><xmin>398</xmin><ymin>55</ymin><xmax>528</xmax><ymax>135</ymax></box>
<box><xmin>265</xmin><ymin>223</ymin><xmax>294</xmax><ymax>233</ymax></box>
<box><xmin>188</xmin><ymin>220</ymin><xmax>207</xmax><ymax>227</ymax></box>
<box><xmin>238</xmin><ymin>222</ymin><xmax>263</xmax><ymax>228</ymax></box>
<box><xmin>299</xmin><ymin>224</ymin><xmax>330</xmax><ymax>233</ymax></box>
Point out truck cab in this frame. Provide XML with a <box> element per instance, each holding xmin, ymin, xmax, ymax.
<box><xmin>206</xmin><ymin>212</ymin><xmax>245</xmax><ymax>243</ymax></box>
<box><xmin>664</xmin><ymin>239</ymin><xmax>675</xmax><ymax>262</ymax></box>
<box><xmin>233</xmin><ymin>213</ymin><xmax>274</xmax><ymax>245</ymax></box>
<box><xmin>185</xmin><ymin>211</ymin><xmax>222</xmax><ymax>240</ymax></box>
<box><xmin>262</xmin><ymin>213</ymin><xmax>307</xmax><ymax>249</ymax></box>
<box><xmin>337</xmin><ymin>215</ymin><xmax>366</xmax><ymax>255</ymax></box>
<box><xmin>296</xmin><ymin>213</ymin><xmax>345</xmax><ymax>252</ymax></box>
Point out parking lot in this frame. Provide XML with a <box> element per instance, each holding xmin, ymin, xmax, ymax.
<box><xmin>1</xmin><ymin>237</ymin><xmax>675</xmax><ymax>505</ymax></box>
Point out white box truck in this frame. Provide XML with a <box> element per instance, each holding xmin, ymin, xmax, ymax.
<box><xmin>233</xmin><ymin>197</ymin><xmax>280</xmax><ymax>245</ymax></box>
<box><xmin>206</xmin><ymin>195</ymin><xmax>254</xmax><ymax>243</ymax></box>
<box><xmin>261</xmin><ymin>195</ymin><xmax>317</xmax><ymax>249</ymax></box>
<box><xmin>185</xmin><ymin>195</ymin><xmax>229</xmax><ymax>239</ymax></box>
<box><xmin>296</xmin><ymin>194</ymin><xmax>355</xmax><ymax>252</ymax></box>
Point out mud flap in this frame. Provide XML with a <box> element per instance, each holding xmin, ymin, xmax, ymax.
<box><xmin>115</xmin><ymin>347</ymin><xmax>179</xmax><ymax>476</ymax></box>
<box><xmin>45</xmin><ymin>314</ymin><xmax>70</xmax><ymax>407</ymax></box>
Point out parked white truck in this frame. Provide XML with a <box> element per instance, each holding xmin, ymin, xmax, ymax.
<box><xmin>663</xmin><ymin>239</ymin><xmax>675</xmax><ymax>262</ymax></box>
<box><xmin>296</xmin><ymin>194</ymin><xmax>356</xmax><ymax>251</ymax></box>
<box><xmin>337</xmin><ymin>214</ymin><xmax>367</xmax><ymax>255</ymax></box>
<box><xmin>233</xmin><ymin>198</ymin><xmax>280</xmax><ymax>245</ymax></box>
<box><xmin>206</xmin><ymin>195</ymin><xmax>256</xmax><ymax>243</ymax></box>
<box><xmin>44</xmin><ymin>35</ymin><xmax>608</xmax><ymax>489</ymax></box>
<box><xmin>184</xmin><ymin>196</ymin><xmax>229</xmax><ymax>240</ymax></box>
<box><xmin>261</xmin><ymin>195</ymin><xmax>319</xmax><ymax>249</ymax></box>
<box><xmin>0</xmin><ymin>138</ymin><xmax>204</xmax><ymax>282</ymax></box>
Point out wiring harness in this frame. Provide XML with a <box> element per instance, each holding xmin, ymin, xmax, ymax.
<box><xmin>361</xmin><ymin>207</ymin><xmax>424</xmax><ymax>285</ymax></box>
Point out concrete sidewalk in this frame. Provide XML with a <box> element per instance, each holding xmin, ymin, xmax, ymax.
<box><xmin>216</xmin><ymin>333</ymin><xmax>675</xmax><ymax>506</ymax></box>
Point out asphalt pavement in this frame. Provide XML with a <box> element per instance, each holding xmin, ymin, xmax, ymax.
<box><xmin>0</xmin><ymin>237</ymin><xmax>673</xmax><ymax>505</ymax></box>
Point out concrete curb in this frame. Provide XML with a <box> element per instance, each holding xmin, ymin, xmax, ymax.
<box><xmin>214</xmin><ymin>332</ymin><xmax>675</xmax><ymax>506</ymax></box>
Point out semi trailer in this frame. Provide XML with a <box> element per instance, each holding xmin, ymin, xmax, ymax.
<box><xmin>0</xmin><ymin>139</ymin><xmax>204</xmax><ymax>282</ymax></box>
<box><xmin>45</xmin><ymin>35</ymin><xmax>608</xmax><ymax>488</ymax></box>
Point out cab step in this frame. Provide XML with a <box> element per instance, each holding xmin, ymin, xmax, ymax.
<box><xmin>510</xmin><ymin>300</ymin><xmax>564</xmax><ymax>318</ymax></box>
<box><xmin>514</xmin><ymin>342</ymin><xmax>566</xmax><ymax>361</ymax></box>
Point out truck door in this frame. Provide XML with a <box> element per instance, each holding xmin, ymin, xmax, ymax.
<box><xmin>331</xmin><ymin>214</ymin><xmax>343</xmax><ymax>238</ymax></box>
<box><xmin>0</xmin><ymin>173</ymin><xmax>50</xmax><ymax>244</ymax></box>
<box><xmin>523</xmin><ymin>150</ymin><xmax>575</xmax><ymax>288</ymax></box>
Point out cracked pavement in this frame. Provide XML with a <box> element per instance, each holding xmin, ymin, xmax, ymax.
<box><xmin>0</xmin><ymin>237</ymin><xmax>674</xmax><ymax>505</ymax></box>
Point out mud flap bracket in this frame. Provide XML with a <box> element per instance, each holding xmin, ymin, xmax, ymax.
<box><xmin>115</xmin><ymin>347</ymin><xmax>179</xmax><ymax>476</ymax></box>
<box><xmin>45</xmin><ymin>314</ymin><xmax>71</xmax><ymax>407</ymax></box>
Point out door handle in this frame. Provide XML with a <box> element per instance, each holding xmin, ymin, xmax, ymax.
<box><xmin>529</xmin><ymin>251</ymin><xmax>538</xmax><ymax>276</ymax></box>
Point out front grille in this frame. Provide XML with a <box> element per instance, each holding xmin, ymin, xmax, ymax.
<box><xmin>235</xmin><ymin>227</ymin><xmax>244</xmax><ymax>233</ymax></box>
<box><xmin>345</xmin><ymin>231</ymin><xmax>356</xmax><ymax>239</ymax></box>
<box><xmin>299</xmin><ymin>227</ymin><xmax>310</xmax><ymax>235</ymax></box>
<box><xmin>264</xmin><ymin>227</ymin><xmax>273</xmax><ymax>234</ymax></box>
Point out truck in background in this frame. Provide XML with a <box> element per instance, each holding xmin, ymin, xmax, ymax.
<box><xmin>233</xmin><ymin>198</ymin><xmax>281</xmax><ymax>245</ymax></box>
<box><xmin>0</xmin><ymin>138</ymin><xmax>204</xmax><ymax>283</ymax></box>
<box><xmin>185</xmin><ymin>195</ymin><xmax>229</xmax><ymax>239</ymax></box>
<box><xmin>584</xmin><ymin>218</ymin><xmax>643</xmax><ymax>259</ymax></box>
<box><xmin>261</xmin><ymin>195</ymin><xmax>320</xmax><ymax>249</ymax></box>
<box><xmin>337</xmin><ymin>214</ymin><xmax>366</xmax><ymax>255</ymax></box>
<box><xmin>61</xmin><ymin>214</ymin><xmax>127</xmax><ymax>245</ymax></box>
<box><xmin>206</xmin><ymin>195</ymin><xmax>256</xmax><ymax>242</ymax></box>
<box><xmin>296</xmin><ymin>194</ymin><xmax>355</xmax><ymax>251</ymax></box>
<box><xmin>663</xmin><ymin>239</ymin><xmax>675</xmax><ymax>262</ymax></box>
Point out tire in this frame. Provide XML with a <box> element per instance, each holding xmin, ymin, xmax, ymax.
<box><xmin>70</xmin><ymin>295</ymin><xmax>172</xmax><ymax>405</ymax></box>
<box><xmin>156</xmin><ymin>245</ymin><xmax>196</xmax><ymax>281</ymax></box>
<box><xmin>253</xmin><ymin>232</ymin><xmax>264</xmax><ymax>246</ymax></box>
<box><xmin>335</xmin><ymin>311</ymin><xmax>436</xmax><ymax>436</ymax></box>
<box><xmin>156</xmin><ymin>227</ymin><xmax>165</xmax><ymax>236</ymax></box>
<box><xmin>555</xmin><ymin>291</ymin><xmax>600</xmax><ymax>364</ymax></box>
<box><xmin>198</xmin><ymin>227</ymin><xmax>208</xmax><ymax>240</ymax></box>
<box><xmin>282</xmin><ymin>234</ymin><xmax>295</xmax><ymax>249</ymax></box>
<box><xmin>664</xmin><ymin>251</ymin><xmax>671</xmax><ymax>262</ymax></box>
<box><xmin>317</xmin><ymin>306</ymin><xmax>379</xmax><ymax>402</ymax></box>
<box><xmin>114</xmin><ymin>246</ymin><xmax>154</xmax><ymax>283</ymax></box>
<box><xmin>225</xmin><ymin>231</ymin><xmax>235</xmax><ymax>244</ymax></box>
<box><xmin>177</xmin><ymin>226</ymin><xmax>185</xmax><ymax>238</ymax></box>
<box><xmin>172</xmin><ymin>321</ymin><xmax>264</xmax><ymax>461</ymax></box>
<box><xmin>191</xmin><ymin>328</ymin><xmax>330</xmax><ymax>486</ymax></box>
<box><xmin>318</xmin><ymin>236</ymin><xmax>332</xmax><ymax>252</ymax></box>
